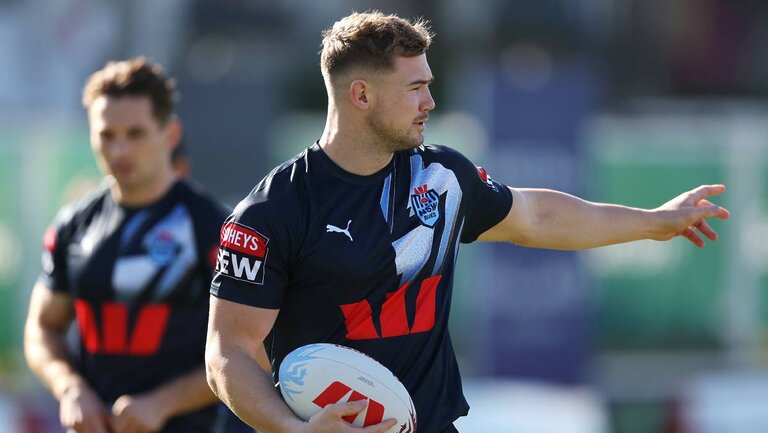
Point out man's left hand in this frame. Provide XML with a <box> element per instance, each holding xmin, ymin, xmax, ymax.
<box><xmin>110</xmin><ymin>394</ymin><xmax>169</xmax><ymax>433</ymax></box>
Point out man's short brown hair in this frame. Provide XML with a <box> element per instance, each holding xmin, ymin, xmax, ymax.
<box><xmin>320</xmin><ymin>11</ymin><xmax>433</xmax><ymax>80</ymax></box>
<box><xmin>82</xmin><ymin>57</ymin><xmax>178</xmax><ymax>124</ymax></box>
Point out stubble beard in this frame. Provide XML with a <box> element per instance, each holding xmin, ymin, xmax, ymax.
<box><xmin>367</xmin><ymin>110</ymin><xmax>423</xmax><ymax>154</ymax></box>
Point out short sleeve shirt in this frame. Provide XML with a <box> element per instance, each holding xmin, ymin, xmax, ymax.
<box><xmin>40</xmin><ymin>180</ymin><xmax>226</xmax><ymax>431</ymax></box>
<box><xmin>211</xmin><ymin>143</ymin><xmax>512</xmax><ymax>433</ymax></box>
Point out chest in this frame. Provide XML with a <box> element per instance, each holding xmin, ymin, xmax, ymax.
<box><xmin>65</xmin><ymin>203</ymin><xmax>203</xmax><ymax>303</ymax></box>
<box><xmin>293</xmin><ymin>162</ymin><xmax>465</xmax><ymax>296</ymax></box>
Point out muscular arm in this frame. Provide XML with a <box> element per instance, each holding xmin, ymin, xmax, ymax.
<box><xmin>205</xmin><ymin>297</ymin><xmax>304</xmax><ymax>433</ymax></box>
<box><xmin>24</xmin><ymin>282</ymin><xmax>110</xmax><ymax>433</ymax></box>
<box><xmin>479</xmin><ymin>185</ymin><xmax>729</xmax><ymax>249</ymax></box>
<box><xmin>205</xmin><ymin>297</ymin><xmax>395</xmax><ymax>433</ymax></box>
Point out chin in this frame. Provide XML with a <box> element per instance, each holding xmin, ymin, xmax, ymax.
<box><xmin>409</xmin><ymin>134</ymin><xmax>425</xmax><ymax>148</ymax></box>
<box><xmin>389</xmin><ymin>139</ymin><xmax>422</xmax><ymax>153</ymax></box>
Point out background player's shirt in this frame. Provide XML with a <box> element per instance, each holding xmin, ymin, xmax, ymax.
<box><xmin>211</xmin><ymin>143</ymin><xmax>513</xmax><ymax>433</ymax></box>
<box><xmin>39</xmin><ymin>180</ymin><xmax>225</xmax><ymax>433</ymax></box>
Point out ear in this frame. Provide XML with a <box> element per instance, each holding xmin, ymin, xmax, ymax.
<box><xmin>349</xmin><ymin>79</ymin><xmax>372</xmax><ymax>110</ymax></box>
<box><xmin>164</xmin><ymin>116</ymin><xmax>183</xmax><ymax>150</ymax></box>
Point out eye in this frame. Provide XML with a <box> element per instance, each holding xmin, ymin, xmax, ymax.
<box><xmin>127</xmin><ymin>128</ymin><xmax>146</xmax><ymax>139</ymax></box>
<box><xmin>99</xmin><ymin>130</ymin><xmax>113</xmax><ymax>141</ymax></box>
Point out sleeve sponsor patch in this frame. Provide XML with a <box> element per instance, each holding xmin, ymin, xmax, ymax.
<box><xmin>476</xmin><ymin>166</ymin><xmax>499</xmax><ymax>191</ymax></box>
<box><xmin>216</xmin><ymin>222</ymin><xmax>269</xmax><ymax>284</ymax></box>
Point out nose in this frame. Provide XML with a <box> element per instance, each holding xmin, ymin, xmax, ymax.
<box><xmin>107</xmin><ymin>138</ymin><xmax>131</xmax><ymax>158</ymax></box>
<box><xmin>422</xmin><ymin>87</ymin><xmax>435</xmax><ymax>112</ymax></box>
<box><xmin>110</xmin><ymin>139</ymin><xmax>129</xmax><ymax>156</ymax></box>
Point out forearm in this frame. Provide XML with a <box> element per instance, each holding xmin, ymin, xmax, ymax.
<box><xmin>517</xmin><ymin>189</ymin><xmax>657</xmax><ymax>249</ymax></box>
<box><xmin>145</xmin><ymin>366</ymin><xmax>219</xmax><ymax>419</ymax></box>
<box><xmin>24</xmin><ymin>325</ymin><xmax>88</xmax><ymax>400</ymax></box>
<box><xmin>206</xmin><ymin>344</ymin><xmax>304</xmax><ymax>433</ymax></box>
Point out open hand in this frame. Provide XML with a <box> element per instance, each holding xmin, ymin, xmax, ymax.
<box><xmin>652</xmin><ymin>184</ymin><xmax>730</xmax><ymax>247</ymax></box>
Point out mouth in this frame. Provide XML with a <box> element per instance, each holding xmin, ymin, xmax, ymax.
<box><xmin>414</xmin><ymin>117</ymin><xmax>428</xmax><ymax>130</ymax></box>
<box><xmin>111</xmin><ymin>162</ymin><xmax>135</xmax><ymax>176</ymax></box>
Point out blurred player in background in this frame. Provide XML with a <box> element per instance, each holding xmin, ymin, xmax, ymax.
<box><xmin>24</xmin><ymin>57</ymin><xmax>226</xmax><ymax>433</ymax></box>
<box><xmin>205</xmin><ymin>11</ymin><xmax>730</xmax><ymax>433</ymax></box>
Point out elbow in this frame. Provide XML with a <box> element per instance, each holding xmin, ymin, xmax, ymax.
<box><xmin>204</xmin><ymin>345</ymin><xmax>224</xmax><ymax>398</ymax></box>
<box><xmin>499</xmin><ymin>223</ymin><xmax>538</xmax><ymax>247</ymax></box>
<box><xmin>205</xmin><ymin>368</ymin><xmax>219</xmax><ymax>397</ymax></box>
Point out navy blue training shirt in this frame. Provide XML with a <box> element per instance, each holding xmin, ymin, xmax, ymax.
<box><xmin>40</xmin><ymin>180</ymin><xmax>225</xmax><ymax>432</ymax></box>
<box><xmin>211</xmin><ymin>143</ymin><xmax>513</xmax><ymax>433</ymax></box>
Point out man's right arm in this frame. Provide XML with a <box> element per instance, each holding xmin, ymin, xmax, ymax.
<box><xmin>24</xmin><ymin>282</ymin><xmax>110</xmax><ymax>433</ymax></box>
<box><xmin>205</xmin><ymin>296</ymin><xmax>396</xmax><ymax>433</ymax></box>
<box><xmin>205</xmin><ymin>297</ymin><xmax>301</xmax><ymax>432</ymax></box>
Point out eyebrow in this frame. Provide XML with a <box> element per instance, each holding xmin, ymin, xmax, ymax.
<box><xmin>406</xmin><ymin>77</ymin><xmax>434</xmax><ymax>87</ymax></box>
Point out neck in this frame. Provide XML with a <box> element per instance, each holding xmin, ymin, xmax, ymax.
<box><xmin>318</xmin><ymin>104</ymin><xmax>393</xmax><ymax>176</ymax></box>
<box><xmin>110</xmin><ymin>169</ymin><xmax>177</xmax><ymax>207</ymax></box>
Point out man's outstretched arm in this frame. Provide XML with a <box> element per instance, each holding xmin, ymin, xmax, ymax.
<box><xmin>479</xmin><ymin>184</ymin><xmax>729</xmax><ymax>249</ymax></box>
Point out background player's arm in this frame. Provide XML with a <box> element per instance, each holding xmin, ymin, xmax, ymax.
<box><xmin>110</xmin><ymin>365</ymin><xmax>220</xmax><ymax>433</ymax></box>
<box><xmin>24</xmin><ymin>282</ymin><xmax>111</xmax><ymax>433</ymax></box>
<box><xmin>205</xmin><ymin>297</ymin><xmax>396</xmax><ymax>433</ymax></box>
<box><xmin>478</xmin><ymin>184</ymin><xmax>729</xmax><ymax>249</ymax></box>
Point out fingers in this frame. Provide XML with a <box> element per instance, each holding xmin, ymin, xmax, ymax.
<box><xmin>361</xmin><ymin>418</ymin><xmax>399</xmax><ymax>433</ymax></box>
<box><xmin>64</xmin><ymin>413</ymin><xmax>110</xmax><ymax>433</ymax></box>
<box><xmin>697</xmin><ymin>197</ymin><xmax>730</xmax><ymax>219</ymax></box>
<box><xmin>110</xmin><ymin>409</ymin><xmax>135</xmax><ymax>433</ymax></box>
<box><xmin>329</xmin><ymin>399</ymin><xmax>368</xmax><ymax>417</ymax></box>
<box><xmin>689</xmin><ymin>184</ymin><xmax>726</xmax><ymax>202</ymax></box>
<box><xmin>689</xmin><ymin>203</ymin><xmax>729</xmax><ymax>221</ymax></box>
<box><xmin>681</xmin><ymin>227</ymin><xmax>705</xmax><ymax>248</ymax></box>
<box><xmin>111</xmin><ymin>412</ymin><xmax>145</xmax><ymax>433</ymax></box>
<box><xmin>705</xmin><ymin>205</ymin><xmax>729</xmax><ymax>220</ymax></box>
<box><xmin>659</xmin><ymin>185</ymin><xmax>729</xmax><ymax>247</ymax></box>
<box><xmin>312</xmin><ymin>400</ymin><xmax>392</xmax><ymax>433</ymax></box>
<box><xmin>693</xmin><ymin>219</ymin><xmax>718</xmax><ymax>241</ymax></box>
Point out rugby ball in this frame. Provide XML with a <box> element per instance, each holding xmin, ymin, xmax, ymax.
<box><xmin>278</xmin><ymin>343</ymin><xmax>416</xmax><ymax>433</ymax></box>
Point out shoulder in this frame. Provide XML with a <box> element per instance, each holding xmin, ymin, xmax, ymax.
<box><xmin>220</xmin><ymin>151</ymin><xmax>311</xmax><ymax>262</ymax></box>
<box><xmin>412</xmin><ymin>144</ymin><xmax>483</xmax><ymax>180</ymax></box>
<box><xmin>414</xmin><ymin>144</ymin><xmax>476</xmax><ymax>169</ymax></box>
<box><xmin>43</xmin><ymin>184</ymin><xmax>110</xmax><ymax>254</ymax></box>
<box><xmin>229</xmin><ymin>148</ymin><xmax>309</xmax><ymax>227</ymax></box>
<box><xmin>255</xmin><ymin>148</ymin><xmax>310</xmax><ymax>197</ymax></box>
<box><xmin>53</xmin><ymin>184</ymin><xmax>111</xmax><ymax>230</ymax></box>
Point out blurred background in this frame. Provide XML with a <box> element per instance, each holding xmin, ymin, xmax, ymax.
<box><xmin>2</xmin><ymin>0</ymin><xmax>767</xmax><ymax>432</ymax></box>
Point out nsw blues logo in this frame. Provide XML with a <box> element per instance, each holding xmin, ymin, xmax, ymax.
<box><xmin>410</xmin><ymin>184</ymin><xmax>441</xmax><ymax>228</ymax></box>
<box><xmin>144</xmin><ymin>231</ymin><xmax>179</xmax><ymax>266</ymax></box>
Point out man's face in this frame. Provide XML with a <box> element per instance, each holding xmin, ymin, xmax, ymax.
<box><xmin>367</xmin><ymin>54</ymin><xmax>435</xmax><ymax>152</ymax></box>
<box><xmin>88</xmin><ymin>95</ymin><xmax>172</xmax><ymax>191</ymax></box>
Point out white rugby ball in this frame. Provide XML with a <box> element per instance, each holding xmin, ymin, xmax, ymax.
<box><xmin>278</xmin><ymin>343</ymin><xmax>416</xmax><ymax>433</ymax></box>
